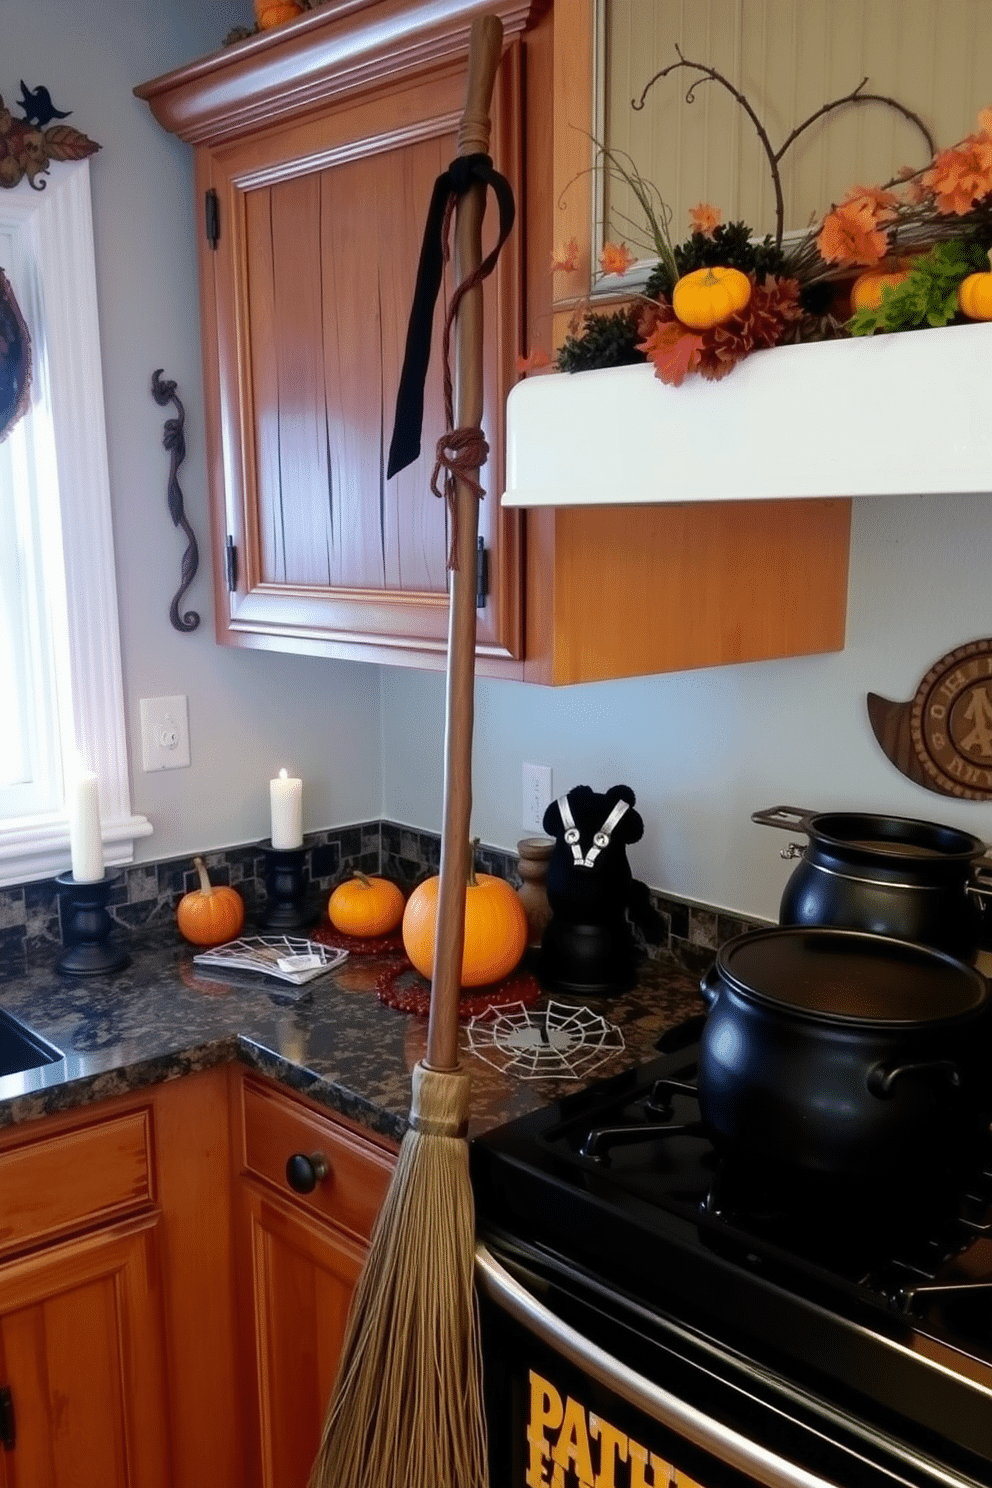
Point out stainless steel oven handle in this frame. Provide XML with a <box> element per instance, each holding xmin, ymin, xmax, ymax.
<box><xmin>476</xmin><ymin>1242</ymin><xmax>845</xmax><ymax>1488</ymax></box>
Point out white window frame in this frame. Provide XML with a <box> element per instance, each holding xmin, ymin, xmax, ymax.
<box><xmin>0</xmin><ymin>158</ymin><xmax>151</xmax><ymax>886</ymax></box>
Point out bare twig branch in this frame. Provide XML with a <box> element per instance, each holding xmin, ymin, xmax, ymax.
<box><xmin>774</xmin><ymin>78</ymin><xmax>935</xmax><ymax>164</ymax></box>
<box><xmin>632</xmin><ymin>48</ymin><xmax>786</xmax><ymax>246</ymax></box>
<box><xmin>633</xmin><ymin>52</ymin><xmax>937</xmax><ymax>252</ymax></box>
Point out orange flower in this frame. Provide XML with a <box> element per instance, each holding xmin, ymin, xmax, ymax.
<box><xmin>816</xmin><ymin>197</ymin><xmax>890</xmax><ymax>268</ymax></box>
<box><xmin>895</xmin><ymin>164</ymin><xmax>930</xmax><ymax>205</ymax></box>
<box><xmin>516</xmin><ymin>348</ymin><xmax>552</xmax><ymax>374</ymax></box>
<box><xmin>839</xmin><ymin>184</ymin><xmax>899</xmax><ymax>221</ymax></box>
<box><xmin>550</xmin><ymin>237</ymin><xmax>579</xmax><ymax>272</ymax></box>
<box><xmin>978</xmin><ymin>107</ymin><xmax>992</xmax><ymax>138</ymax></box>
<box><xmin>688</xmin><ymin>202</ymin><xmax>721</xmax><ymax>236</ymax></box>
<box><xmin>599</xmin><ymin>241</ymin><xmax>636</xmax><ymax>276</ymax></box>
<box><xmin>922</xmin><ymin>134</ymin><xmax>992</xmax><ymax>215</ymax></box>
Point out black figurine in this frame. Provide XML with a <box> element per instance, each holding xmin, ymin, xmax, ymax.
<box><xmin>539</xmin><ymin>783</ymin><xmax>658</xmax><ymax>995</ymax></box>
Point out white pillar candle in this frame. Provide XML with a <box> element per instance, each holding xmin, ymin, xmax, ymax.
<box><xmin>70</xmin><ymin>769</ymin><xmax>104</xmax><ymax>882</ymax></box>
<box><xmin>270</xmin><ymin>768</ymin><xmax>303</xmax><ymax>849</ymax></box>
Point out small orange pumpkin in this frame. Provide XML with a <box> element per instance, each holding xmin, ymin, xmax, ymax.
<box><xmin>958</xmin><ymin>250</ymin><xmax>992</xmax><ymax>321</ymax></box>
<box><xmin>672</xmin><ymin>265</ymin><xmax>751</xmax><ymax>329</ymax></box>
<box><xmin>850</xmin><ymin>259</ymin><xmax>914</xmax><ymax>312</ymax></box>
<box><xmin>176</xmin><ymin>856</ymin><xmax>245</xmax><ymax>947</ymax></box>
<box><xmin>254</xmin><ymin>0</ymin><xmax>304</xmax><ymax>28</ymax></box>
<box><xmin>328</xmin><ymin>873</ymin><xmax>404</xmax><ymax>937</ymax></box>
<box><xmin>401</xmin><ymin>859</ymin><xmax>527</xmax><ymax>988</ymax></box>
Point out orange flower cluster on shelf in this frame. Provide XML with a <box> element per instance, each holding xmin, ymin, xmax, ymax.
<box><xmin>637</xmin><ymin>273</ymin><xmax>802</xmax><ymax>386</ymax></box>
<box><xmin>519</xmin><ymin>104</ymin><xmax>992</xmax><ymax>386</ymax></box>
<box><xmin>817</xmin><ymin>109</ymin><xmax>992</xmax><ymax>268</ymax></box>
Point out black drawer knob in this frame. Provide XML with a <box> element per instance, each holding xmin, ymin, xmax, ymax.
<box><xmin>285</xmin><ymin>1151</ymin><xmax>329</xmax><ymax>1194</ymax></box>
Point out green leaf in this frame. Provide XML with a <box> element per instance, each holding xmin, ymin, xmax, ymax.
<box><xmin>844</xmin><ymin>239</ymin><xmax>989</xmax><ymax>336</ymax></box>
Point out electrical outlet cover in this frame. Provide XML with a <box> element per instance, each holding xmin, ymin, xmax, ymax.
<box><xmin>140</xmin><ymin>695</ymin><xmax>190</xmax><ymax>771</ymax></box>
<box><xmin>522</xmin><ymin>762</ymin><xmax>552</xmax><ymax>831</ymax></box>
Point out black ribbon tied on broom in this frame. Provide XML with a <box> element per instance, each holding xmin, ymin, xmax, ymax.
<box><xmin>386</xmin><ymin>152</ymin><xmax>515</xmax><ymax>566</ymax></box>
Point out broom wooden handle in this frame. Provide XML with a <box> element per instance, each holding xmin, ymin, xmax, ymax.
<box><xmin>426</xmin><ymin>13</ymin><xmax>503</xmax><ymax>1073</ymax></box>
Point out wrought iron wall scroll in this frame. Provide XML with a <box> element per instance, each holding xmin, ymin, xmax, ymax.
<box><xmin>151</xmin><ymin>368</ymin><xmax>199</xmax><ymax>633</ymax></box>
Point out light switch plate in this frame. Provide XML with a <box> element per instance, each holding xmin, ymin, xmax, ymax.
<box><xmin>140</xmin><ymin>695</ymin><xmax>190</xmax><ymax>771</ymax></box>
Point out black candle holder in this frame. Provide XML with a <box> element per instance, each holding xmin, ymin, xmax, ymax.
<box><xmin>259</xmin><ymin>842</ymin><xmax>318</xmax><ymax>932</ymax></box>
<box><xmin>55</xmin><ymin>871</ymin><xmax>131</xmax><ymax>976</ymax></box>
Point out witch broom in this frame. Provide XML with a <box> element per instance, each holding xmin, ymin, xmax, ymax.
<box><xmin>308</xmin><ymin>15</ymin><xmax>514</xmax><ymax>1488</ymax></box>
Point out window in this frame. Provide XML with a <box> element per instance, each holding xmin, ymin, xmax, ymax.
<box><xmin>0</xmin><ymin>159</ymin><xmax>150</xmax><ymax>887</ymax></box>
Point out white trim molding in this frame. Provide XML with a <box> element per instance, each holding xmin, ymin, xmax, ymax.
<box><xmin>0</xmin><ymin>160</ymin><xmax>151</xmax><ymax>887</ymax></box>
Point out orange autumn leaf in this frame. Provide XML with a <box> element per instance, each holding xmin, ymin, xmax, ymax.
<box><xmin>516</xmin><ymin>348</ymin><xmax>552</xmax><ymax>374</ymax></box>
<box><xmin>922</xmin><ymin>134</ymin><xmax>992</xmax><ymax>215</ymax></box>
<box><xmin>550</xmin><ymin>237</ymin><xmax>579</xmax><ymax>272</ymax></box>
<box><xmin>688</xmin><ymin>202</ymin><xmax>721</xmax><ymax>236</ymax></box>
<box><xmin>599</xmin><ymin>241</ymin><xmax>636</xmax><ymax>275</ymax></box>
<box><xmin>637</xmin><ymin>316</ymin><xmax>704</xmax><ymax>387</ymax></box>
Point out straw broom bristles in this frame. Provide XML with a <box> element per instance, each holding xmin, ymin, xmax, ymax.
<box><xmin>307</xmin><ymin>1063</ymin><xmax>488</xmax><ymax>1488</ymax></box>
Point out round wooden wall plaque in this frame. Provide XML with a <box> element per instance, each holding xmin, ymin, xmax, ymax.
<box><xmin>867</xmin><ymin>639</ymin><xmax>992</xmax><ymax>801</ymax></box>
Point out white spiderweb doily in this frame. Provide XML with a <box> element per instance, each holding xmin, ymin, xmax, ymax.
<box><xmin>467</xmin><ymin>1000</ymin><xmax>625</xmax><ymax>1080</ymax></box>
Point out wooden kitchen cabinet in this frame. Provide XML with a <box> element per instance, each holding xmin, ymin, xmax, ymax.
<box><xmin>231</xmin><ymin>1073</ymin><xmax>396</xmax><ymax>1488</ymax></box>
<box><xmin>0</xmin><ymin>1216</ymin><xmax>172</xmax><ymax>1488</ymax></box>
<box><xmin>0</xmin><ymin>1073</ymin><xmax>243</xmax><ymax>1488</ymax></box>
<box><xmin>137</xmin><ymin>0</ymin><xmax>850</xmax><ymax>685</ymax></box>
<box><xmin>135</xmin><ymin>0</ymin><xmax>541</xmax><ymax>673</ymax></box>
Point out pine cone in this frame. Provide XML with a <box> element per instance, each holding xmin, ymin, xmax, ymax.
<box><xmin>555</xmin><ymin>307</ymin><xmax>646</xmax><ymax>373</ymax></box>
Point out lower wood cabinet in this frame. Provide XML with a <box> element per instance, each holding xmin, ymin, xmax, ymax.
<box><xmin>231</xmin><ymin>1073</ymin><xmax>397</xmax><ymax>1488</ymax></box>
<box><xmin>0</xmin><ymin>1071</ymin><xmax>243</xmax><ymax>1488</ymax></box>
<box><xmin>0</xmin><ymin>1067</ymin><xmax>395</xmax><ymax>1488</ymax></box>
<box><xmin>0</xmin><ymin>1215</ymin><xmax>172</xmax><ymax>1488</ymax></box>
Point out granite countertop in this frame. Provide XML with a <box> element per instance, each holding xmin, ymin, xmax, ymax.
<box><xmin>0</xmin><ymin>925</ymin><xmax>706</xmax><ymax>1143</ymax></box>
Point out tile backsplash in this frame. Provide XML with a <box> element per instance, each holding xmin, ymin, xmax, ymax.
<box><xmin>0</xmin><ymin>820</ymin><xmax>767</xmax><ymax>977</ymax></box>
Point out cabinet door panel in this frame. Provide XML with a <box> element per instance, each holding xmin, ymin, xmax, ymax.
<box><xmin>210</xmin><ymin>60</ymin><xmax>523</xmax><ymax>665</ymax></box>
<box><xmin>0</xmin><ymin>1216</ymin><xmax>171</xmax><ymax>1488</ymax></box>
<box><xmin>242</xmin><ymin>1186</ymin><xmax>365</xmax><ymax>1488</ymax></box>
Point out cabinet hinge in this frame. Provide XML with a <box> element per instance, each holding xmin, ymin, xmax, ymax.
<box><xmin>205</xmin><ymin>188</ymin><xmax>220</xmax><ymax>249</ymax></box>
<box><xmin>225</xmin><ymin>535</ymin><xmax>238</xmax><ymax>592</ymax></box>
<box><xmin>476</xmin><ymin>538</ymin><xmax>488</xmax><ymax>609</ymax></box>
<box><xmin>0</xmin><ymin>1385</ymin><xmax>15</xmax><ymax>1451</ymax></box>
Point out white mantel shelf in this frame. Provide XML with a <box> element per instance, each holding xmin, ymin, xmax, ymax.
<box><xmin>502</xmin><ymin>319</ymin><xmax>992</xmax><ymax>507</ymax></box>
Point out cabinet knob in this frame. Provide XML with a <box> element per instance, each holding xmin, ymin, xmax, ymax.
<box><xmin>285</xmin><ymin>1151</ymin><xmax>329</xmax><ymax>1194</ymax></box>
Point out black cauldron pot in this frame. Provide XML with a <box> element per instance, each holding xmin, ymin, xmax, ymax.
<box><xmin>698</xmin><ymin>927</ymin><xmax>991</xmax><ymax>1184</ymax></box>
<box><xmin>752</xmin><ymin>805</ymin><xmax>992</xmax><ymax>962</ymax></box>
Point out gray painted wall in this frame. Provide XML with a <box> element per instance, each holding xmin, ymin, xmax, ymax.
<box><xmin>381</xmin><ymin>490</ymin><xmax>992</xmax><ymax>925</ymax></box>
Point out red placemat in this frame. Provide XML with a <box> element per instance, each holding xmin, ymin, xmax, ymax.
<box><xmin>375</xmin><ymin>958</ymin><xmax>543</xmax><ymax>1020</ymax></box>
<box><xmin>310</xmin><ymin>919</ymin><xmax>406</xmax><ymax>956</ymax></box>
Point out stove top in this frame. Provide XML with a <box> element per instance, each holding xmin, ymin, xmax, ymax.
<box><xmin>470</xmin><ymin>1016</ymin><xmax>992</xmax><ymax>1476</ymax></box>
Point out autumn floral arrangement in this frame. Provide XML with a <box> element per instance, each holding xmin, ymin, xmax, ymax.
<box><xmin>520</xmin><ymin>55</ymin><xmax>992</xmax><ymax>388</ymax></box>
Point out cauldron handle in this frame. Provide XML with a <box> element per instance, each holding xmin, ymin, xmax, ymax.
<box><xmin>967</xmin><ymin>857</ymin><xmax>992</xmax><ymax>904</ymax></box>
<box><xmin>967</xmin><ymin>859</ymin><xmax>992</xmax><ymax>950</ymax></box>
<box><xmin>699</xmin><ymin>965</ymin><xmax>721</xmax><ymax>1008</ymax></box>
<box><xmin>751</xmin><ymin>805</ymin><xmax>817</xmax><ymax>834</ymax></box>
<box><xmin>867</xmin><ymin>1059</ymin><xmax>962</xmax><ymax>1099</ymax></box>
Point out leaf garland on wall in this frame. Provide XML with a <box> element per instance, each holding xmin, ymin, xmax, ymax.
<box><xmin>0</xmin><ymin>84</ymin><xmax>100</xmax><ymax>438</ymax></box>
<box><xmin>0</xmin><ymin>83</ymin><xmax>100</xmax><ymax>191</ymax></box>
